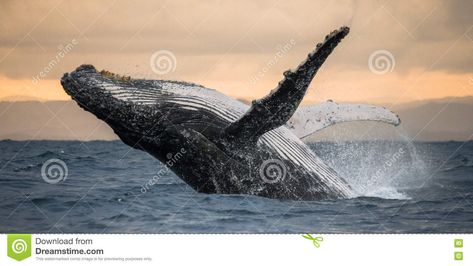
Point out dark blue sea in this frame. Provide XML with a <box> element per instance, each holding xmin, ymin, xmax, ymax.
<box><xmin>0</xmin><ymin>140</ymin><xmax>472</xmax><ymax>233</ymax></box>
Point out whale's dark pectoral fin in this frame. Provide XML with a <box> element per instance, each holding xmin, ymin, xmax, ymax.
<box><xmin>224</xmin><ymin>26</ymin><xmax>350</xmax><ymax>143</ymax></box>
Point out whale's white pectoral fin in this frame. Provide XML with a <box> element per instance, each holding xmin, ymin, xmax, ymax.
<box><xmin>224</xmin><ymin>27</ymin><xmax>350</xmax><ymax>143</ymax></box>
<box><xmin>288</xmin><ymin>101</ymin><xmax>401</xmax><ymax>139</ymax></box>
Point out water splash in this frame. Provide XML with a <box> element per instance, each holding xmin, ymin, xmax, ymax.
<box><xmin>313</xmin><ymin>126</ymin><xmax>430</xmax><ymax>200</ymax></box>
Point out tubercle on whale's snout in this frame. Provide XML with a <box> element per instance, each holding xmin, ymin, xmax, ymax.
<box><xmin>99</xmin><ymin>69</ymin><xmax>132</xmax><ymax>82</ymax></box>
<box><xmin>60</xmin><ymin>72</ymin><xmax>76</xmax><ymax>98</ymax></box>
<box><xmin>61</xmin><ymin>65</ymin><xmax>111</xmax><ymax>112</ymax></box>
<box><xmin>61</xmin><ymin>64</ymin><xmax>97</xmax><ymax>95</ymax></box>
<box><xmin>72</xmin><ymin>64</ymin><xmax>98</xmax><ymax>73</ymax></box>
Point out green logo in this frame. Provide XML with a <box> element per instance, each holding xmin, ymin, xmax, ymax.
<box><xmin>455</xmin><ymin>239</ymin><xmax>463</xmax><ymax>248</ymax></box>
<box><xmin>455</xmin><ymin>252</ymin><xmax>463</xmax><ymax>261</ymax></box>
<box><xmin>302</xmin><ymin>233</ymin><xmax>323</xmax><ymax>248</ymax></box>
<box><xmin>7</xmin><ymin>234</ymin><xmax>32</xmax><ymax>261</ymax></box>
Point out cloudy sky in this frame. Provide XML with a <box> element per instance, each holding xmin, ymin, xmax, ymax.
<box><xmin>0</xmin><ymin>0</ymin><xmax>472</xmax><ymax>105</ymax></box>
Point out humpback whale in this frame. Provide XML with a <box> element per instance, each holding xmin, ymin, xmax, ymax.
<box><xmin>61</xmin><ymin>26</ymin><xmax>400</xmax><ymax>200</ymax></box>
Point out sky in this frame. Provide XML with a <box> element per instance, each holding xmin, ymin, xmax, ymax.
<box><xmin>0</xmin><ymin>0</ymin><xmax>472</xmax><ymax>105</ymax></box>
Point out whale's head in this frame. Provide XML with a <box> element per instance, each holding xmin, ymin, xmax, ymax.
<box><xmin>61</xmin><ymin>64</ymin><xmax>126</xmax><ymax>111</ymax></box>
<box><xmin>61</xmin><ymin>64</ymin><xmax>168</xmax><ymax>147</ymax></box>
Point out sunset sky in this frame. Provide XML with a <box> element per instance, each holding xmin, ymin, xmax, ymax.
<box><xmin>0</xmin><ymin>0</ymin><xmax>472</xmax><ymax>105</ymax></box>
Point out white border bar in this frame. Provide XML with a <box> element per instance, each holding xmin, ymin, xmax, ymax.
<box><xmin>0</xmin><ymin>234</ymin><xmax>469</xmax><ymax>265</ymax></box>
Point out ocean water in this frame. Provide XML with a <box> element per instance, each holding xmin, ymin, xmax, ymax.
<box><xmin>0</xmin><ymin>140</ymin><xmax>472</xmax><ymax>233</ymax></box>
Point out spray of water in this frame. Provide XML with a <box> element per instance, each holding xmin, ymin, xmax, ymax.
<box><xmin>315</xmin><ymin>124</ymin><xmax>429</xmax><ymax>200</ymax></box>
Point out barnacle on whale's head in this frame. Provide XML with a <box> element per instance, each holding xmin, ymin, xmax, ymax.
<box><xmin>99</xmin><ymin>69</ymin><xmax>132</xmax><ymax>82</ymax></box>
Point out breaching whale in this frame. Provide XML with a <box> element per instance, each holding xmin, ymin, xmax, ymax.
<box><xmin>61</xmin><ymin>26</ymin><xmax>400</xmax><ymax>200</ymax></box>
